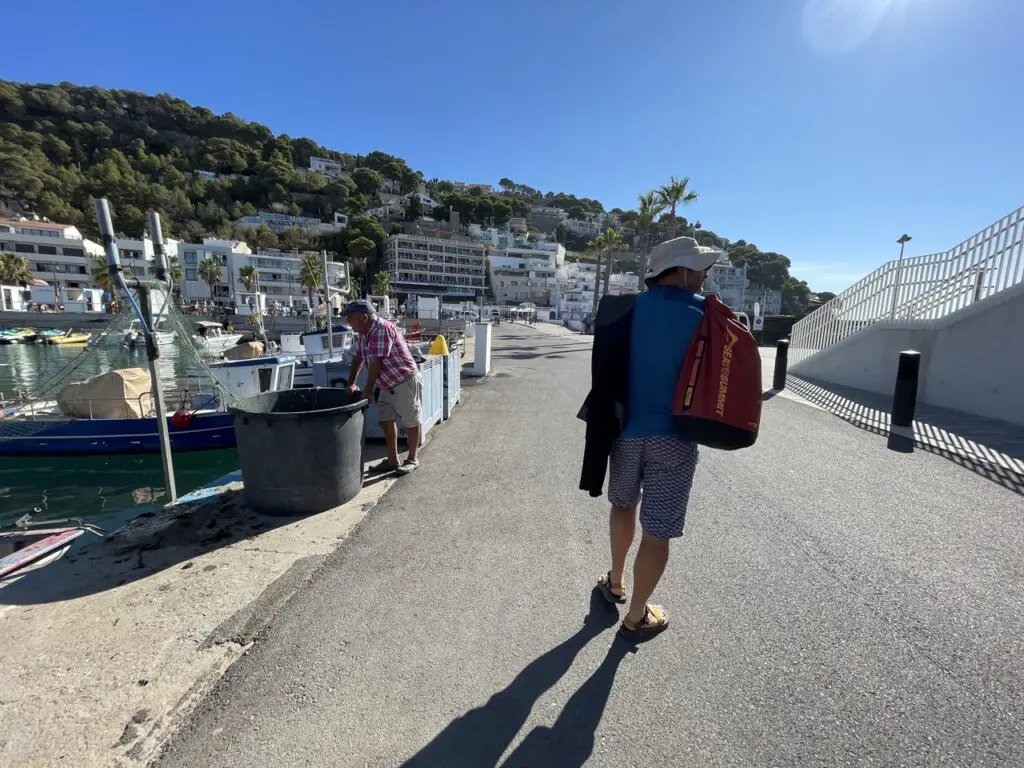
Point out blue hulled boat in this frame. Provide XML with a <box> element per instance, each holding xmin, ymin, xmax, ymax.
<box><xmin>0</xmin><ymin>356</ymin><xmax>296</xmax><ymax>457</ymax></box>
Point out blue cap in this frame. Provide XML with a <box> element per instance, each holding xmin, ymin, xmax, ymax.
<box><xmin>340</xmin><ymin>299</ymin><xmax>375</xmax><ymax>317</ymax></box>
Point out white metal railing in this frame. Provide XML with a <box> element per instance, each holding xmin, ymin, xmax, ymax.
<box><xmin>789</xmin><ymin>204</ymin><xmax>1024</xmax><ymax>367</ymax></box>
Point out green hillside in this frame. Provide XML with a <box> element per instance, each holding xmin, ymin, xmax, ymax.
<box><xmin>0</xmin><ymin>79</ymin><xmax>818</xmax><ymax>311</ymax></box>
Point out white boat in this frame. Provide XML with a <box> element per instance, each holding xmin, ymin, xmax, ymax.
<box><xmin>185</xmin><ymin>354</ymin><xmax>297</xmax><ymax>398</ymax></box>
<box><xmin>192</xmin><ymin>321</ymin><xmax>244</xmax><ymax>355</ymax></box>
<box><xmin>279</xmin><ymin>325</ymin><xmax>354</xmax><ymax>387</ymax></box>
<box><xmin>101</xmin><ymin>319</ymin><xmax>176</xmax><ymax>347</ymax></box>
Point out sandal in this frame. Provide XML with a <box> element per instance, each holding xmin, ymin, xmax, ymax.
<box><xmin>618</xmin><ymin>604</ymin><xmax>670</xmax><ymax>641</ymax></box>
<box><xmin>367</xmin><ymin>459</ymin><xmax>400</xmax><ymax>475</ymax></box>
<box><xmin>597</xmin><ymin>571</ymin><xmax>626</xmax><ymax>604</ymax></box>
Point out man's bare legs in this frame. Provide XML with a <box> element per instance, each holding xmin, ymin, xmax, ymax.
<box><xmin>405</xmin><ymin>425</ymin><xmax>420</xmax><ymax>462</ymax></box>
<box><xmin>609</xmin><ymin>505</ymin><xmax>636</xmax><ymax>599</ymax></box>
<box><xmin>625</xmin><ymin>532</ymin><xmax>669</xmax><ymax>625</ymax></box>
<box><xmin>380</xmin><ymin>420</ymin><xmax>400</xmax><ymax>466</ymax></box>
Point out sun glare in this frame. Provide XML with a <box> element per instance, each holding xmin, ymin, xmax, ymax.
<box><xmin>801</xmin><ymin>0</ymin><xmax>921</xmax><ymax>54</ymax></box>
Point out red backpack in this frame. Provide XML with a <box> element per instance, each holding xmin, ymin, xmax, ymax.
<box><xmin>673</xmin><ymin>295</ymin><xmax>762</xmax><ymax>449</ymax></box>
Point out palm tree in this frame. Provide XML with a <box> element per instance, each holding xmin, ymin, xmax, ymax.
<box><xmin>238</xmin><ymin>265</ymin><xmax>258</xmax><ymax>293</ymax></box>
<box><xmin>168</xmin><ymin>255</ymin><xmax>184</xmax><ymax>284</ymax></box>
<box><xmin>91</xmin><ymin>255</ymin><xmax>114</xmax><ymax>292</ymax></box>
<box><xmin>601</xmin><ymin>228</ymin><xmax>625</xmax><ymax>297</ymax></box>
<box><xmin>657</xmin><ymin>176</ymin><xmax>699</xmax><ymax>236</ymax></box>
<box><xmin>0</xmin><ymin>253</ymin><xmax>33</xmax><ymax>286</ymax></box>
<box><xmin>198</xmin><ymin>257</ymin><xmax>222</xmax><ymax>298</ymax></box>
<box><xmin>636</xmin><ymin>191</ymin><xmax>666</xmax><ymax>291</ymax></box>
<box><xmin>588</xmin><ymin>234</ymin><xmax>606</xmax><ymax>311</ymax></box>
<box><xmin>299</xmin><ymin>253</ymin><xmax>324</xmax><ymax>299</ymax></box>
<box><xmin>372</xmin><ymin>270</ymin><xmax>391</xmax><ymax>298</ymax></box>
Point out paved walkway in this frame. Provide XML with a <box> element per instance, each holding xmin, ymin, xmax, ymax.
<box><xmin>158</xmin><ymin>324</ymin><xmax>1024</xmax><ymax>767</ymax></box>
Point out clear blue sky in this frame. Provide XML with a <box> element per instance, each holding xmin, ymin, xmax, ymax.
<box><xmin>7</xmin><ymin>0</ymin><xmax>1023</xmax><ymax>292</ymax></box>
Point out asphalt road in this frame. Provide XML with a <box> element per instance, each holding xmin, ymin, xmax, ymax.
<box><xmin>158</xmin><ymin>323</ymin><xmax>1024</xmax><ymax>768</ymax></box>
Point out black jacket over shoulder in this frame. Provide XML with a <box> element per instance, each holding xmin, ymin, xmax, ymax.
<box><xmin>578</xmin><ymin>293</ymin><xmax>637</xmax><ymax>497</ymax></box>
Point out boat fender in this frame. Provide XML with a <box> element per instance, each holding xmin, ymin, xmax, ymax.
<box><xmin>171</xmin><ymin>409</ymin><xmax>193</xmax><ymax>429</ymax></box>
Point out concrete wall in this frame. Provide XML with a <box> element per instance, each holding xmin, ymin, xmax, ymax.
<box><xmin>791</xmin><ymin>282</ymin><xmax>1024</xmax><ymax>426</ymax></box>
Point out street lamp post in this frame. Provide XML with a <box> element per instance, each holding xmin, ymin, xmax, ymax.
<box><xmin>890</xmin><ymin>234</ymin><xmax>912</xmax><ymax>319</ymax></box>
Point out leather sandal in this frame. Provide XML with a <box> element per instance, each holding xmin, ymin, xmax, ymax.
<box><xmin>618</xmin><ymin>604</ymin><xmax>669</xmax><ymax>641</ymax></box>
<box><xmin>597</xmin><ymin>571</ymin><xmax>626</xmax><ymax>604</ymax></box>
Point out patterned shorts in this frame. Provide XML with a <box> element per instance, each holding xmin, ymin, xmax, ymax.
<box><xmin>608</xmin><ymin>435</ymin><xmax>699</xmax><ymax>539</ymax></box>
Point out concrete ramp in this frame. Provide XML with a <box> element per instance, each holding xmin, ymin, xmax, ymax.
<box><xmin>791</xmin><ymin>280</ymin><xmax>1024</xmax><ymax>426</ymax></box>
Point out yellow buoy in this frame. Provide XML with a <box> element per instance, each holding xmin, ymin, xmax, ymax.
<box><xmin>428</xmin><ymin>335</ymin><xmax>450</xmax><ymax>356</ymax></box>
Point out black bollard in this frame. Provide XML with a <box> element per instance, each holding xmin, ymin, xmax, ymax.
<box><xmin>773</xmin><ymin>339</ymin><xmax>790</xmax><ymax>390</ymax></box>
<box><xmin>890</xmin><ymin>350</ymin><xmax>921</xmax><ymax>428</ymax></box>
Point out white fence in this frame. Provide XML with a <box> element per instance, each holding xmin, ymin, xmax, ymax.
<box><xmin>790</xmin><ymin>205</ymin><xmax>1024</xmax><ymax>367</ymax></box>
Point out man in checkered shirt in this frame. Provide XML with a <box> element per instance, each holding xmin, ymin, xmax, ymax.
<box><xmin>343</xmin><ymin>300</ymin><xmax>423</xmax><ymax>476</ymax></box>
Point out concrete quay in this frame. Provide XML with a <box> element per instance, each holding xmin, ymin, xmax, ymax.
<box><xmin>154</xmin><ymin>326</ymin><xmax>1022</xmax><ymax>767</ymax></box>
<box><xmin>2</xmin><ymin>325</ymin><xmax>1021</xmax><ymax>767</ymax></box>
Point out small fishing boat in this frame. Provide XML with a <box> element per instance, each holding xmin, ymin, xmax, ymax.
<box><xmin>47</xmin><ymin>330</ymin><xmax>91</xmax><ymax>345</ymax></box>
<box><xmin>279</xmin><ymin>324</ymin><xmax>354</xmax><ymax>387</ymax></box>
<box><xmin>35</xmin><ymin>328</ymin><xmax>66</xmax><ymax>343</ymax></box>
<box><xmin>101</xmin><ymin>319</ymin><xmax>176</xmax><ymax>347</ymax></box>
<box><xmin>193</xmin><ymin>321</ymin><xmax>244</xmax><ymax>355</ymax></box>
<box><xmin>0</xmin><ymin>357</ymin><xmax>297</xmax><ymax>456</ymax></box>
<box><xmin>0</xmin><ymin>328</ymin><xmax>37</xmax><ymax>344</ymax></box>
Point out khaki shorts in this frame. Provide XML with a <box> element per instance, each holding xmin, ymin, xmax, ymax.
<box><xmin>377</xmin><ymin>373</ymin><xmax>423</xmax><ymax>428</ymax></box>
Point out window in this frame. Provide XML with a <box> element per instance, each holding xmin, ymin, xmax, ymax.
<box><xmin>185</xmin><ymin>269</ymin><xmax>198</xmax><ymax>281</ymax></box>
<box><xmin>184</xmin><ymin>251</ymin><xmax>198</xmax><ymax>264</ymax></box>
<box><xmin>37</xmin><ymin>245</ymin><xmax>57</xmax><ymax>255</ymax></box>
<box><xmin>62</xmin><ymin>247</ymin><xmax>84</xmax><ymax>257</ymax></box>
<box><xmin>14</xmin><ymin>243</ymin><xmax>34</xmax><ymax>254</ymax></box>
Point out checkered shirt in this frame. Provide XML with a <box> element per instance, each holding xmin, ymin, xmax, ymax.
<box><xmin>351</xmin><ymin>317</ymin><xmax>418</xmax><ymax>389</ymax></box>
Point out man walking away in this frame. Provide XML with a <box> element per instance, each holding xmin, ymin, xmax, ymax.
<box><xmin>343</xmin><ymin>299</ymin><xmax>423</xmax><ymax>476</ymax></box>
<box><xmin>597</xmin><ymin>237</ymin><xmax>721</xmax><ymax>641</ymax></box>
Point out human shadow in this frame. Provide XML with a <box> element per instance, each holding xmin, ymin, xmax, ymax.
<box><xmin>500</xmin><ymin>640</ymin><xmax>632</xmax><ymax>767</ymax></box>
<box><xmin>400</xmin><ymin>588</ymin><xmax>622</xmax><ymax>768</ymax></box>
<box><xmin>0</xmin><ymin>443</ymin><xmax>393</xmax><ymax>604</ymax></box>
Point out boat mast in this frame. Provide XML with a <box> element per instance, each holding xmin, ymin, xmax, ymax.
<box><xmin>94</xmin><ymin>198</ymin><xmax>178</xmax><ymax>502</ymax></box>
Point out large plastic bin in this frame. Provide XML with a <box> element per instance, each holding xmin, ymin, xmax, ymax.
<box><xmin>229</xmin><ymin>388</ymin><xmax>368</xmax><ymax>516</ymax></box>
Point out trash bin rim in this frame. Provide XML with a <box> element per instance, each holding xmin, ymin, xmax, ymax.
<box><xmin>228</xmin><ymin>390</ymin><xmax>369</xmax><ymax>420</ymax></box>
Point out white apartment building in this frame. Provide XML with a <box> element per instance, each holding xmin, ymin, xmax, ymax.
<box><xmin>0</xmin><ymin>217</ymin><xmax>185</xmax><ymax>296</ymax></box>
<box><xmin>551</xmin><ymin>261</ymin><xmax>641</xmax><ymax>319</ymax></box>
<box><xmin>179</xmin><ymin>238</ymin><xmax>349</xmax><ymax>308</ymax></box>
<box><xmin>0</xmin><ymin>218</ymin><xmax>104</xmax><ymax>291</ymax></box>
<box><xmin>487</xmin><ymin>246</ymin><xmax>566</xmax><ymax>306</ymax></box>
<box><xmin>236</xmin><ymin>211</ymin><xmax>348</xmax><ymax>235</ymax></box>
<box><xmin>233</xmin><ymin>252</ymin><xmax>349</xmax><ymax>308</ymax></box>
<box><xmin>531</xmin><ymin>205</ymin><xmax>568</xmax><ymax>219</ymax></box>
<box><xmin>562</xmin><ymin>218</ymin><xmax>601</xmax><ymax>237</ymax></box>
<box><xmin>451</xmin><ymin>182</ymin><xmax>493</xmax><ymax>194</ymax></box>
<box><xmin>384</xmin><ymin>234</ymin><xmax>488</xmax><ymax>300</ymax></box>
<box><xmin>365</xmin><ymin>200</ymin><xmax>406</xmax><ymax>222</ymax></box>
<box><xmin>310</xmin><ymin>157</ymin><xmax>344</xmax><ymax>178</ymax></box>
<box><xmin>705</xmin><ymin>258</ymin><xmax>748</xmax><ymax>310</ymax></box>
<box><xmin>740</xmin><ymin>287</ymin><xmax>783</xmax><ymax>316</ymax></box>
<box><xmin>178</xmin><ymin>239</ymin><xmax>252</xmax><ymax>301</ymax></box>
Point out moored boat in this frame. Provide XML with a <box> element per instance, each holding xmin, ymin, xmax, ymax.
<box><xmin>47</xmin><ymin>330</ymin><xmax>91</xmax><ymax>345</ymax></box>
<box><xmin>193</xmin><ymin>321</ymin><xmax>244</xmax><ymax>355</ymax></box>
<box><xmin>0</xmin><ymin>328</ymin><xmax>37</xmax><ymax>344</ymax></box>
<box><xmin>0</xmin><ymin>356</ymin><xmax>297</xmax><ymax>457</ymax></box>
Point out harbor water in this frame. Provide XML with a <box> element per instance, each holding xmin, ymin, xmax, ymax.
<box><xmin>0</xmin><ymin>341</ymin><xmax>238</xmax><ymax>531</ymax></box>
